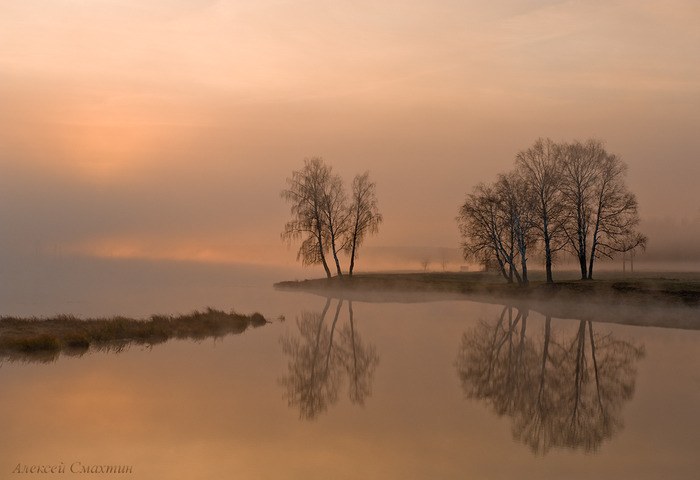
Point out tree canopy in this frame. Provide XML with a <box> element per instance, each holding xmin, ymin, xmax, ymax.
<box><xmin>281</xmin><ymin>157</ymin><xmax>382</xmax><ymax>276</ymax></box>
<box><xmin>458</xmin><ymin>139</ymin><xmax>646</xmax><ymax>282</ymax></box>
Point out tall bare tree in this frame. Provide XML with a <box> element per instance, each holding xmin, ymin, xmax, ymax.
<box><xmin>586</xmin><ymin>152</ymin><xmax>645</xmax><ymax>279</ymax></box>
<box><xmin>281</xmin><ymin>157</ymin><xmax>333</xmax><ymax>277</ymax></box>
<box><xmin>282</xmin><ymin>157</ymin><xmax>350</xmax><ymax>277</ymax></box>
<box><xmin>321</xmin><ymin>173</ymin><xmax>350</xmax><ymax>277</ymax></box>
<box><xmin>459</xmin><ymin>138</ymin><xmax>646</xmax><ymax>283</ymax></box>
<box><xmin>282</xmin><ymin>159</ymin><xmax>382</xmax><ymax>277</ymax></box>
<box><xmin>347</xmin><ymin>172</ymin><xmax>382</xmax><ymax>276</ymax></box>
<box><xmin>515</xmin><ymin>138</ymin><xmax>567</xmax><ymax>283</ymax></box>
<box><xmin>560</xmin><ymin>140</ymin><xmax>644</xmax><ymax>279</ymax></box>
<box><xmin>559</xmin><ymin>140</ymin><xmax>601</xmax><ymax>280</ymax></box>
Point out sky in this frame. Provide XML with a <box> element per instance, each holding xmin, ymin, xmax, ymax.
<box><xmin>1</xmin><ymin>0</ymin><xmax>699</xmax><ymax>270</ymax></box>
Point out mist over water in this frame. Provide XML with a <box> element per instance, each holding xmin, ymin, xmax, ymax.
<box><xmin>2</xmin><ymin>259</ymin><xmax>699</xmax><ymax>478</ymax></box>
<box><xmin>0</xmin><ymin>256</ymin><xmax>312</xmax><ymax>319</ymax></box>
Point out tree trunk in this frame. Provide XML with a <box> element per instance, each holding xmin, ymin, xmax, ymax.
<box><xmin>518</xmin><ymin>237</ymin><xmax>529</xmax><ymax>286</ymax></box>
<box><xmin>318</xmin><ymin>236</ymin><xmax>332</xmax><ymax>278</ymax></box>
<box><xmin>578</xmin><ymin>252</ymin><xmax>587</xmax><ymax>280</ymax></box>
<box><xmin>329</xmin><ymin>230</ymin><xmax>343</xmax><ymax>277</ymax></box>
<box><xmin>542</xmin><ymin>203</ymin><xmax>554</xmax><ymax>283</ymax></box>
<box><xmin>332</xmin><ymin>249</ymin><xmax>343</xmax><ymax>277</ymax></box>
<box><xmin>543</xmin><ymin>230</ymin><xmax>553</xmax><ymax>283</ymax></box>
<box><xmin>348</xmin><ymin>245</ymin><xmax>356</xmax><ymax>276</ymax></box>
<box><xmin>587</xmin><ymin>232</ymin><xmax>599</xmax><ymax>280</ymax></box>
<box><xmin>348</xmin><ymin>229</ymin><xmax>358</xmax><ymax>276</ymax></box>
<box><xmin>576</xmin><ymin>206</ymin><xmax>588</xmax><ymax>280</ymax></box>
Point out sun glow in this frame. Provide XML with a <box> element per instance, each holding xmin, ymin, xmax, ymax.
<box><xmin>52</xmin><ymin>95</ymin><xmax>197</xmax><ymax>183</ymax></box>
<box><xmin>70</xmin><ymin>236</ymin><xmax>292</xmax><ymax>267</ymax></box>
<box><xmin>59</xmin><ymin>123</ymin><xmax>156</xmax><ymax>182</ymax></box>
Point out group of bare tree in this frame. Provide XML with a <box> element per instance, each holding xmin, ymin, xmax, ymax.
<box><xmin>282</xmin><ymin>157</ymin><xmax>383</xmax><ymax>277</ymax></box>
<box><xmin>457</xmin><ymin>138</ymin><xmax>647</xmax><ymax>283</ymax></box>
<box><xmin>455</xmin><ymin>306</ymin><xmax>645</xmax><ymax>455</ymax></box>
<box><xmin>279</xmin><ymin>297</ymin><xmax>380</xmax><ymax>420</ymax></box>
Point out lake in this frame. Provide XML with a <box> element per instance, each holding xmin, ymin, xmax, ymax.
<box><xmin>1</xmin><ymin>259</ymin><xmax>699</xmax><ymax>479</ymax></box>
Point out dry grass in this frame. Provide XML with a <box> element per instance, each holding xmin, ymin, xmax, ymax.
<box><xmin>0</xmin><ymin>308</ymin><xmax>267</xmax><ymax>363</ymax></box>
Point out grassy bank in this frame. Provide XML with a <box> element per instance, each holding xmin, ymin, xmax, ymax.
<box><xmin>275</xmin><ymin>272</ymin><xmax>700</xmax><ymax>330</ymax></box>
<box><xmin>276</xmin><ymin>272</ymin><xmax>700</xmax><ymax>306</ymax></box>
<box><xmin>0</xmin><ymin>308</ymin><xmax>267</xmax><ymax>363</ymax></box>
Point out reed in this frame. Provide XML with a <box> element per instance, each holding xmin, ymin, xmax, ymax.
<box><xmin>0</xmin><ymin>308</ymin><xmax>267</xmax><ymax>363</ymax></box>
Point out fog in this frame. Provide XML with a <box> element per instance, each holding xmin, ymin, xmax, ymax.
<box><xmin>1</xmin><ymin>0</ymin><xmax>699</xmax><ymax>272</ymax></box>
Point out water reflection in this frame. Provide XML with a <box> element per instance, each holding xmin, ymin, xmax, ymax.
<box><xmin>279</xmin><ymin>297</ymin><xmax>380</xmax><ymax>420</ymax></box>
<box><xmin>455</xmin><ymin>305</ymin><xmax>645</xmax><ymax>455</ymax></box>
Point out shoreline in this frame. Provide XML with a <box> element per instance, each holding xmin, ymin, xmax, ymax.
<box><xmin>274</xmin><ymin>272</ymin><xmax>700</xmax><ymax>330</ymax></box>
<box><xmin>275</xmin><ymin>271</ymin><xmax>700</xmax><ymax>305</ymax></box>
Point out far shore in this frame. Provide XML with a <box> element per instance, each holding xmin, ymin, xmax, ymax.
<box><xmin>274</xmin><ymin>271</ymin><xmax>700</xmax><ymax>330</ymax></box>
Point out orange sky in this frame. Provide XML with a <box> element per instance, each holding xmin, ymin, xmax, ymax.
<box><xmin>1</xmin><ymin>0</ymin><xmax>699</xmax><ymax>268</ymax></box>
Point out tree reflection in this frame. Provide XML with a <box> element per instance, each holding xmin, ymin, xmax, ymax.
<box><xmin>456</xmin><ymin>306</ymin><xmax>644</xmax><ymax>454</ymax></box>
<box><xmin>279</xmin><ymin>298</ymin><xmax>379</xmax><ymax>420</ymax></box>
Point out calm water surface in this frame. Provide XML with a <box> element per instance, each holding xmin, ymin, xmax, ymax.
<box><xmin>1</xmin><ymin>260</ymin><xmax>699</xmax><ymax>479</ymax></box>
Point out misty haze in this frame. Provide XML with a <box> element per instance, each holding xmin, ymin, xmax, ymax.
<box><xmin>2</xmin><ymin>1</ymin><xmax>699</xmax><ymax>479</ymax></box>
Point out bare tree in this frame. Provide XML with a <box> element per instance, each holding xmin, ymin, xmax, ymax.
<box><xmin>496</xmin><ymin>172</ymin><xmax>537</xmax><ymax>285</ymax></box>
<box><xmin>420</xmin><ymin>258</ymin><xmax>431</xmax><ymax>272</ymax></box>
<box><xmin>459</xmin><ymin>138</ymin><xmax>646</xmax><ymax>283</ymax></box>
<box><xmin>560</xmin><ymin>140</ymin><xmax>644</xmax><ymax>279</ymax></box>
<box><xmin>282</xmin><ymin>160</ymin><xmax>382</xmax><ymax>277</ymax></box>
<box><xmin>586</xmin><ymin>154</ymin><xmax>644</xmax><ymax>279</ymax></box>
<box><xmin>281</xmin><ymin>157</ymin><xmax>350</xmax><ymax>277</ymax></box>
<box><xmin>346</xmin><ymin>172</ymin><xmax>382</xmax><ymax>276</ymax></box>
<box><xmin>281</xmin><ymin>157</ymin><xmax>333</xmax><ymax>277</ymax></box>
<box><xmin>620</xmin><ymin>233</ymin><xmax>648</xmax><ymax>274</ymax></box>
<box><xmin>515</xmin><ymin>138</ymin><xmax>567</xmax><ymax>283</ymax></box>
<box><xmin>321</xmin><ymin>173</ymin><xmax>350</xmax><ymax>277</ymax></box>
<box><xmin>459</xmin><ymin>183</ymin><xmax>511</xmax><ymax>282</ymax></box>
<box><xmin>559</xmin><ymin>140</ymin><xmax>601</xmax><ymax>280</ymax></box>
<box><xmin>458</xmin><ymin>177</ymin><xmax>534</xmax><ymax>285</ymax></box>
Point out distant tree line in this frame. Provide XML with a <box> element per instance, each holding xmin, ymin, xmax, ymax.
<box><xmin>282</xmin><ymin>157</ymin><xmax>382</xmax><ymax>277</ymax></box>
<box><xmin>457</xmin><ymin>138</ymin><xmax>647</xmax><ymax>283</ymax></box>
